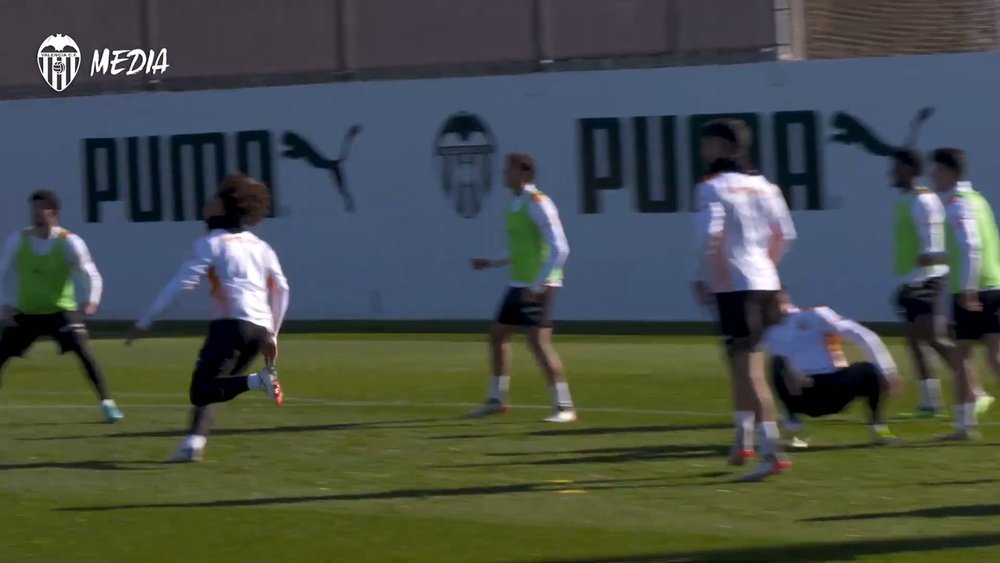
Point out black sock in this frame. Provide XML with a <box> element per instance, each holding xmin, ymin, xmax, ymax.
<box><xmin>74</xmin><ymin>345</ymin><xmax>111</xmax><ymax>401</ymax></box>
<box><xmin>189</xmin><ymin>406</ymin><xmax>215</xmax><ymax>437</ymax></box>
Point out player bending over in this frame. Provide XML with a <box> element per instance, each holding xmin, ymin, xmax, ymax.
<box><xmin>889</xmin><ymin>149</ymin><xmax>955</xmax><ymax>418</ymax></box>
<box><xmin>931</xmin><ymin>148</ymin><xmax>1000</xmax><ymax>440</ymax></box>
<box><xmin>127</xmin><ymin>174</ymin><xmax>289</xmax><ymax>462</ymax></box>
<box><xmin>0</xmin><ymin>190</ymin><xmax>122</xmax><ymax>422</ymax></box>
<box><xmin>693</xmin><ymin>119</ymin><xmax>796</xmax><ymax>481</ymax></box>
<box><xmin>765</xmin><ymin>289</ymin><xmax>902</xmax><ymax>446</ymax></box>
<box><xmin>468</xmin><ymin>153</ymin><xmax>575</xmax><ymax>423</ymax></box>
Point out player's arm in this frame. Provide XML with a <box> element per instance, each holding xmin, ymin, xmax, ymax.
<box><xmin>472</xmin><ymin>220</ymin><xmax>510</xmax><ymax>270</ymax></box>
<box><xmin>65</xmin><ymin>234</ymin><xmax>103</xmax><ymax>314</ymax></box>
<box><xmin>765</xmin><ymin>183</ymin><xmax>796</xmax><ymax>263</ymax></box>
<box><xmin>265</xmin><ymin>246</ymin><xmax>290</xmax><ymax>338</ymax></box>
<box><xmin>692</xmin><ymin>182</ymin><xmax>724</xmax><ymax>279</ymax></box>
<box><xmin>947</xmin><ymin>197</ymin><xmax>982</xmax><ymax>294</ymax></box>
<box><xmin>132</xmin><ymin>237</ymin><xmax>213</xmax><ymax>333</ymax></box>
<box><xmin>0</xmin><ymin>232</ymin><xmax>21</xmax><ymax>314</ymax></box>
<box><xmin>527</xmin><ymin>195</ymin><xmax>570</xmax><ymax>293</ymax></box>
<box><xmin>815</xmin><ymin>308</ymin><xmax>897</xmax><ymax>377</ymax></box>
<box><xmin>914</xmin><ymin>196</ymin><xmax>947</xmax><ymax>267</ymax></box>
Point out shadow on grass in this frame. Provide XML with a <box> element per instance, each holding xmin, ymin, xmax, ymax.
<box><xmin>919</xmin><ymin>478</ymin><xmax>1000</xmax><ymax>487</ymax></box>
<box><xmin>0</xmin><ymin>460</ymin><xmax>163</xmax><ymax>471</ymax></box>
<box><xmin>59</xmin><ymin>477</ymin><xmax>671</xmax><ymax>512</ymax></box>
<box><xmin>430</xmin><ymin>422</ymin><xmax>730</xmax><ymax>441</ymax></box>
<box><xmin>518</xmin><ymin>532</ymin><xmax>1000</xmax><ymax>562</ymax></box>
<box><xmin>804</xmin><ymin>503</ymin><xmax>1000</xmax><ymax>522</ymax></box>
<box><xmin>22</xmin><ymin>418</ymin><xmax>459</xmax><ymax>441</ymax></box>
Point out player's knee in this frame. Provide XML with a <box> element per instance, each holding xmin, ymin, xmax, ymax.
<box><xmin>488</xmin><ymin>325</ymin><xmax>509</xmax><ymax>344</ymax></box>
<box><xmin>188</xmin><ymin>381</ymin><xmax>211</xmax><ymax>407</ymax></box>
<box><xmin>726</xmin><ymin>336</ymin><xmax>754</xmax><ymax>357</ymax></box>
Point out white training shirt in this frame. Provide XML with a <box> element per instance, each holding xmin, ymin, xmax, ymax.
<box><xmin>0</xmin><ymin>226</ymin><xmax>103</xmax><ymax>307</ymax></box>
<box><xmin>763</xmin><ymin>306</ymin><xmax>896</xmax><ymax>377</ymax></box>
<box><xmin>900</xmin><ymin>189</ymin><xmax>949</xmax><ymax>284</ymax></box>
<box><xmin>942</xmin><ymin>182</ymin><xmax>998</xmax><ymax>292</ymax></box>
<box><xmin>497</xmin><ymin>184</ymin><xmax>570</xmax><ymax>291</ymax></box>
<box><xmin>136</xmin><ymin>229</ymin><xmax>290</xmax><ymax>335</ymax></box>
<box><xmin>693</xmin><ymin>172</ymin><xmax>796</xmax><ymax>292</ymax></box>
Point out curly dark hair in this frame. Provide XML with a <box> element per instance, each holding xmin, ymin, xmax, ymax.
<box><xmin>217</xmin><ymin>173</ymin><xmax>271</xmax><ymax>227</ymax></box>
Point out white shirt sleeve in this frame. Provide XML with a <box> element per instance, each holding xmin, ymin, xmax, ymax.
<box><xmin>135</xmin><ymin>237</ymin><xmax>214</xmax><ymax>329</ymax></box>
<box><xmin>765</xmin><ymin>183</ymin><xmax>796</xmax><ymax>262</ymax></box>
<box><xmin>913</xmin><ymin>195</ymin><xmax>946</xmax><ymax>258</ymax></box>
<box><xmin>693</xmin><ymin>182</ymin><xmax>724</xmax><ymax>280</ymax></box>
<box><xmin>64</xmin><ymin>234</ymin><xmax>103</xmax><ymax>306</ymax></box>
<box><xmin>0</xmin><ymin>232</ymin><xmax>21</xmax><ymax>307</ymax></box>
<box><xmin>814</xmin><ymin>307</ymin><xmax>896</xmax><ymax>376</ymax></box>
<box><xmin>947</xmin><ymin>197</ymin><xmax>981</xmax><ymax>291</ymax></box>
<box><xmin>527</xmin><ymin>195</ymin><xmax>570</xmax><ymax>291</ymax></box>
<box><xmin>265</xmin><ymin>245</ymin><xmax>290</xmax><ymax>337</ymax></box>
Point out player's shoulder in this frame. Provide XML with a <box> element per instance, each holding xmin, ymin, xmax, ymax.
<box><xmin>805</xmin><ymin>305</ymin><xmax>843</xmax><ymax>325</ymax></box>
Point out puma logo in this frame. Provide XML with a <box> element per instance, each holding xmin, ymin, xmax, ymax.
<box><xmin>281</xmin><ymin>125</ymin><xmax>362</xmax><ymax>212</ymax></box>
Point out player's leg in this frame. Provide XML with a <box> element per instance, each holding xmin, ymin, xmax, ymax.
<box><xmin>523</xmin><ymin>288</ymin><xmax>575</xmax><ymax>422</ymax></box>
<box><xmin>771</xmin><ymin>356</ymin><xmax>807</xmax><ymax>447</ymax></box>
<box><xmin>937</xmin><ymin>297</ymin><xmax>982</xmax><ymax>440</ymax></box>
<box><xmin>468</xmin><ymin>288</ymin><xmax>519</xmax><ymax>418</ymax></box>
<box><xmin>715</xmin><ymin>292</ymin><xmax>757</xmax><ymax>465</ymax></box>
<box><xmin>52</xmin><ymin>312</ymin><xmax>122</xmax><ymax>422</ymax></box>
<box><xmin>740</xmin><ymin>292</ymin><xmax>789</xmax><ymax>482</ymax></box>
<box><xmin>0</xmin><ymin>314</ymin><xmax>38</xmax><ymax>388</ymax></box>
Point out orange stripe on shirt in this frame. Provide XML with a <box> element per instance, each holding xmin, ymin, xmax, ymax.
<box><xmin>824</xmin><ymin>334</ymin><xmax>848</xmax><ymax>368</ymax></box>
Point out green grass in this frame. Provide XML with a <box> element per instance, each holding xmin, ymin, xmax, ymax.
<box><xmin>1</xmin><ymin>334</ymin><xmax>1000</xmax><ymax>562</ymax></box>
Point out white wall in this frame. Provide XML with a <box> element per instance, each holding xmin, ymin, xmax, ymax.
<box><xmin>2</xmin><ymin>51</ymin><xmax>997</xmax><ymax>322</ymax></box>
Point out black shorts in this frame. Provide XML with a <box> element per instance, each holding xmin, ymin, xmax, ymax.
<box><xmin>0</xmin><ymin>311</ymin><xmax>88</xmax><ymax>357</ymax></box>
<box><xmin>495</xmin><ymin>287</ymin><xmax>555</xmax><ymax>328</ymax></box>
<box><xmin>192</xmin><ymin>319</ymin><xmax>271</xmax><ymax>382</ymax></box>
<box><xmin>772</xmin><ymin>358</ymin><xmax>882</xmax><ymax>418</ymax></box>
<box><xmin>895</xmin><ymin>276</ymin><xmax>944</xmax><ymax>323</ymax></box>
<box><xmin>952</xmin><ymin>290</ymin><xmax>1000</xmax><ymax>341</ymax></box>
<box><xmin>714</xmin><ymin>290</ymin><xmax>781</xmax><ymax>352</ymax></box>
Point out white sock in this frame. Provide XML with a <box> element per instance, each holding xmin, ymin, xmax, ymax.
<box><xmin>871</xmin><ymin>424</ymin><xmax>890</xmax><ymax>434</ymax></box>
<box><xmin>101</xmin><ymin>399</ymin><xmax>116</xmax><ymax>407</ymax></box>
<box><xmin>247</xmin><ymin>372</ymin><xmax>264</xmax><ymax>391</ymax></box>
<box><xmin>919</xmin><ymin>379</ymin><xmax>943</xmax><ymax>409</ymax></box>
<box><xmin>734</xmin><ymin>411</ymin><xmax>755</xmax><ymax>450</ymax></box>
<box><xmin>964</xmin><ymin>402</ymin><xmax>978</xmax><ymax>428</ymax></box>
<box><xmin>756</xmin><ymin>421</ymin><xmax>780</xmax><ymax>456</ymax></box>
<box><xmin>550</xmin><ymin>382</ymin><xmax>573</xmax><ymax>409</ymax></box>
<box><xmin>185</xmin><ymin>434</ymin><xmax>207</xmax><ymax>450</ymax></box>
<box><xmin>489</xmin><ymin>375</ymin><xmax>510</xmax><ymax>402</ymax></box>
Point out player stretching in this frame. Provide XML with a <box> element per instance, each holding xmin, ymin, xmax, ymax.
<box><xmin>468</xmin><ymin>153</ymin><xmax>574</xmax><ymax>423</ymax></box>
<box><xmin>693</xmin><ymin>119</ymin><xmax>796</xmax><ymax>481</ymax></box>
<box><xmin>127</xmin><ymin>175</ymin><xmax>289</xmax><ymax>461</ymax></box>
<box><xmin>931</xmin><ymin>149</ymin><xmax>1000</xmax><ymax>440</ymax></box>
<box><xmin>889</xmin><ymin>149</ymin><xmax>953</xmax><ymax>417</ymax></box>
<box><xmin>0</xmin><ymin>190</ymin><xmax>122</xmax><ymax>422</ymax></box>
<box><xmin>765</xmin><ymin>289</ymin><xmax>902</xmax><ymax>446</ymax></box>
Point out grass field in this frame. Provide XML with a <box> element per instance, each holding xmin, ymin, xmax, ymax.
<box><xmin>2</xmin><ymin>333</ymin><xmax>1000</xmax><ymax>562</ymax></box>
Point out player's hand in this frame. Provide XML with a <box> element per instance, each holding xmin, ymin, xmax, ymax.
<box><xmin>882</xmin><ymin>371</ymin><xmax>903</xmax><ymax>397</ymax></box>
<box><xmin>263</xmin><ymin>336</ymin><xmax>278</xmax><ymax>367</ymax></box>
<box><xmin>124</xmin><ymin>325</ymin><xmax>149</xmax><ymax>346</ymax></box>
<box><xmin>960</xmin><ymin>290</ymin><xmax>982</xmax><ymax>312</ymax></box>
<box><xmin>522</xmin><ymin>288</ymin><xmax>542</xmax><ymax>303</ymax></box>
<box><xmin>471</xmin><ymin>258</ymin><xmax>493</xmax><ymax>271</ymax></box>
<box><xmin>692</xmin><ymin>281</ymin><xmax>712</xmax><ymax>307</ymax></box>
<box><xmin>82</xmin><ymin>302</ymin><xmax>98</xmax><ymax>316</ymax></box>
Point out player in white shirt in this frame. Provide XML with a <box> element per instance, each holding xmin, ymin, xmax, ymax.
<box><xmin>693</xmin><ymin>119</ymin><xmax>796</xmax><ymax>481</ymax></box>
<box><xmin>127</xmin><ymin>175</ymin><xmax>289</xmax><ymax>462</ymax></box>
<box><xmin>888</xmin><ymin>149</ymin><xmax>953</xmax><ymax>417</ymax></box>
<box><xmin>0</xmin><ymin>190</ymin><xmax>122</xmax><ymax>422</ymax></box>
<box><xmin>764</xmin><ymin>289</ymin><xmax>903</xmax><ymax>446</ymax></box>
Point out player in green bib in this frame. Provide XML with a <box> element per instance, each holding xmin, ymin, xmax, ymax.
<box><xmin>931</xmin><ymin>148</ymin><xmax>1000</xmax><ymax>440</ymax></box>
<box><xmin>889</xmin><ymin>149</ymin><xmax>954</xmax><ymax>418</ymax></box>
<box><xmin>0</xmin><ymin>190</ymin><xmax>121</xmax><ymax>422</ymax></box>
<box><xmin>468</xmin><ymin>153</ymin><xmax>575</xmax><ymax>422</ymax></box>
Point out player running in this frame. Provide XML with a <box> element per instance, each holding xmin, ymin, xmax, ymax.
<box><xmin>468</xmin><ymin>153</ymin><xmax>575</xmax><ymax>423</ymax></box>
<box><xmin>889</xmin><ymin>149</ymin><xmax>953</xmax><ymax>417</ymax></box>
<box><xmin>693</xmin><ymin>119</ymin><xmax>796</xmax><ymax>481</ymax></box>
<box><xmin>931</xmin><ymin>148</ymin><xmax>1000</xmax><ymax>440</ymax></box>
<box><xmin>0</xmin><ymin>190</ymin><xmax>122</xmax><ymax>422</ymax></box>
<box><xmin>765</xmin><ymin>289</ymin><xmax>903</xmax><ymax>446</ymax></box>
<box><xmin>127</xmin><ymin>174</ymin><xmax>289</xmax><ymax>461</ymax></box>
